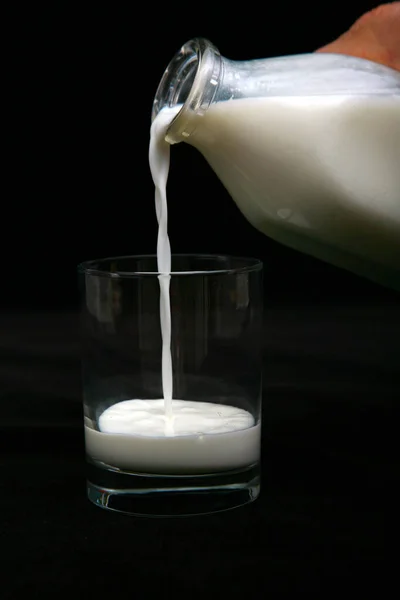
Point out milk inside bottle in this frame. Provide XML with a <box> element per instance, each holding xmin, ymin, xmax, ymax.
<box><xmin>152</xmin><ymin>39</ymin><xmax>400</xmax><ymax>290</ymax></box>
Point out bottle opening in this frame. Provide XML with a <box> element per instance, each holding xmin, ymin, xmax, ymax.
<box><xmin>151</xmin><ymin>38</ymin><xmax>221</xmax><ymax>142</ymax></box>
<box><xmin>152</xmin><ymin>39</ymin><xmax>200</xmax><ymax>120</ymax></box>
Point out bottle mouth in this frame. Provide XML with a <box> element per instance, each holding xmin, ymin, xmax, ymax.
<box><xmin>151</xmin><ymin>38</ymin><xmax>221</xmax><ymax>143</ymax></box>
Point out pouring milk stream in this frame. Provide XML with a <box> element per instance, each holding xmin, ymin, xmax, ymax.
<box><xmin>85</xmin><ymin>104</ymin><xmax>260</xmax><ymax>474</ymax></box>
<box><xmin>147</xmin><ymin>37</ymin><xmax>399</xmax><ymax>439</ymax></box>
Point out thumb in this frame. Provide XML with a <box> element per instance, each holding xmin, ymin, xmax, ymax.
<box><xmin>316</xmin><ymin>2</ymin><xmax>400</xmax><ymax>72</ymax></box>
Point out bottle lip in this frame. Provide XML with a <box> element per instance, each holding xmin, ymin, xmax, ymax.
<box><xmin>151</xmin><ymin>37</ymin><xmax>221</xmax><ymax>143</ymax></box>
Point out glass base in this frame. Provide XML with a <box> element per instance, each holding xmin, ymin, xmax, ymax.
<box><xmin>86</xmin><ymin>459</ymin><xmax>260</xmax><ymax>517</ymax></box>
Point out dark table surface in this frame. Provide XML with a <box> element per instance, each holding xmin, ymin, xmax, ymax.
<box><xmin>2</xmin><ymin>304</ymin><xmax>400</xmax><ymax>596</ymax></box>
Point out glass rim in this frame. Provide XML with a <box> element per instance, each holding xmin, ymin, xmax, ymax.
<box><xmin>77</xmin><ymin>253</ymin><xmax>263</xmax><ymax>278</ymax></box>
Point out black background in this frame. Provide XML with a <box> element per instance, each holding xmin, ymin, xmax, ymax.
<box><xmin>3</xmin><ymin>1</ymin><xmax>400</xmax><ymax>596</ymax></box>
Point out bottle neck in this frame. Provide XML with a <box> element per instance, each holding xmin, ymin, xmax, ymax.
<box><xmin>152</xmin><ymin>38</ymin><xmax>222</xmax><ymax>144</ymax></box>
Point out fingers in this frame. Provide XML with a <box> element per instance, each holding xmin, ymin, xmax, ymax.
<box><xmin>316</xmin><ymin>2</ymin><xmax>400</xmax><ymax>71</ymax></box>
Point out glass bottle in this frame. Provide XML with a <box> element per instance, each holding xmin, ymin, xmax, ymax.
<box><xmin>152</xmin><ymin>38</ymin><xmax>400</xmax><ymax>290</ymax></box>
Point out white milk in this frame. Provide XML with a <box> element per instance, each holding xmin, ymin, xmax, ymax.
<box><xmin>84</xmin><ymin>105</ymin><xmax>260</xmax><ymax>475</ymax></box>
<box><xmin>85</xmin><ymin>400</ymin><xmax>260</xmax><ymax>474</ymax></box>
<box><xmin>188</xmin><ymin>95</ymin><xmax>400</xmax><ymax>278</ymax></box>
<box><xmin>148</xmin><ymin>106</ymin><xmax>180</xmax><ymax>419</ymax></box>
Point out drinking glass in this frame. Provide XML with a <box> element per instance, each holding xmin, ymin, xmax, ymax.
<box><xmin>78</xmin><ymin>254</ymin><xmax>263</xmax><ymax>516</ymax></box>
